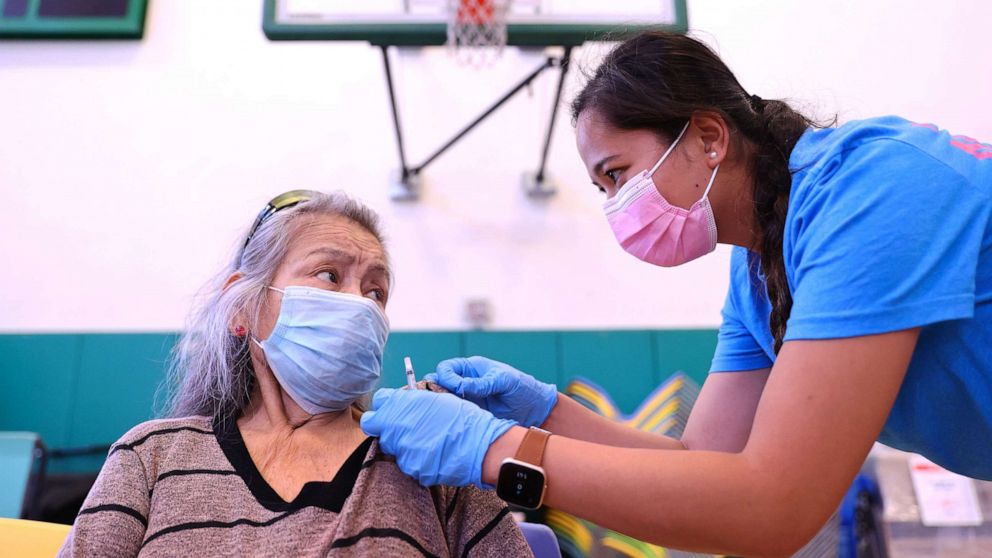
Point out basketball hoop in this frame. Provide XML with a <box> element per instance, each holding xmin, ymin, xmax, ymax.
<box><xmin>446</xmin><ymin>0</ymin><xmax>511</xmax><ymax>64</ymax></box>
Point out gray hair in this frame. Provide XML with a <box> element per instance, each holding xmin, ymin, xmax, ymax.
<box><xmin>165</xmin><ymin>191</ymin><xmax>387</xmax><ymax>420</ymax></box>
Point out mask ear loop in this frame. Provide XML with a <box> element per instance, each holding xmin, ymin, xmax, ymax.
<box><xmin>250</xmin><ymin>285</ymin><xmax>286</xmax><ymax>347</ymax></box>
<box><xmin>648</xmin><ymin>120</ymin><xmax>692</xmax><ymax>177</ymax></box>
<box><xmin>700</xmin><ymin>164</ymin><xmax>720</xmax><ymax>200</ymax></box>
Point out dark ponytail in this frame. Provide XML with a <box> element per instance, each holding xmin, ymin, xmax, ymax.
<box><xmin>572</xmin><ymin>32</ymin><xmax>822</xmax><ymax>353</ymax></box>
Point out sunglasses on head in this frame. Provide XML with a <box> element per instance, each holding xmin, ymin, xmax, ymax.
<box><xmin>239</xmin><ymin>189</ymin><xmax>318</xmax><ymax>267</ymax></box>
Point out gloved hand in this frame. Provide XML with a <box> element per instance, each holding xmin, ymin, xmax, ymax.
<box><xmin>360</xmin><ymin>387</ymin><xmax>515</xmax><ymax>488</ymax></box>
<box><xmin>424</xmin><ymin>356</ymin><xmax>558</xmax><ymax>428</ymax></box>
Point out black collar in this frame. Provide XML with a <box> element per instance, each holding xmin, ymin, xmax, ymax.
<box><xmin>213</xmin><ymin>413</ymin><xmax>373</xmax><ymax>513</ymax></box>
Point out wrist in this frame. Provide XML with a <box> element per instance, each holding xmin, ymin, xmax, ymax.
<box><xmin>521</xmin><ymin>385</ymin><xmax>558</xmax><ymax>427</ymax></box>
<box><xmin>537</xmin><ymin>390</ymin><xmax>562</xmax><ymax>429</ymax></box>
<box><xmin>481</xmin><ymin>425</ymin><xmax>526</xmax><ymax>486</ymax></box>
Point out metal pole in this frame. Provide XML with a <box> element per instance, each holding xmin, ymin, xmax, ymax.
<box><xmin>535</xmin><ymin>47</ymin><xmax>572</xmax><ymax>183</ymax></box>
<box><xmin>412</xmin><ymin>56</ymin><xmax>556</xmax><ymax>174</ymax></box>
<box><xmin>380</xmin><ymin>46</ymin><xmax>410</xmax><ymax>179</ymax></box>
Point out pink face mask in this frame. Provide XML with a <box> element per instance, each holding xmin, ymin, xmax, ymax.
<box><xmin>603</xmin><ymin>121</ymin><xmax>719</xmax><ymax>267</ymax></box>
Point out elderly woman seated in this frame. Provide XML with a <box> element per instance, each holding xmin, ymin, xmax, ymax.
<box><xmin>59</xmin><ymin>191</ymin><xmax>532</xmax><ymax>557</ymax></box>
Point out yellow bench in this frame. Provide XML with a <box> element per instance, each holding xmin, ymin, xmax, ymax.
<box><xmin>0</xmin><ymin>518</ymin><xmax>70</xmax><ymax>557</ymax></box>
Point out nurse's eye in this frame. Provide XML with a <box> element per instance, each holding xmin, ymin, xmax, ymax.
<box><xmin>605</xmin><ymin>169</ymin><xmax>622</xmax><ymax>184</ymax></box>
<box><xmin>316</xmin><ymin>270</ymin><xmax>338</xmax><ymax>284</ymax></box>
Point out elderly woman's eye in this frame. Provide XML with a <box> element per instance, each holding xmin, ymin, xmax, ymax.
<box><xmin>316</xmin><ymin>270</ymin><xmax>338</xmax><ymax>283</ymax></box>
<box><xmin>367</xmin><ymin>288</ymin><xmax>386</xmax><ymax>302</ymax></box>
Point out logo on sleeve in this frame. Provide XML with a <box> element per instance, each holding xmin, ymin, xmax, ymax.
<box><xmin>914</xmin><ymin>122</ymin><xmax>992</xmax><ymax>160</ymax></box>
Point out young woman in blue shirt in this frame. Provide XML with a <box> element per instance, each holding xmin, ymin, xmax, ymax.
<box><xmin>360</xmin><ymin>31</ymin><xmax>992</xmax><ymax>555</ymax></box>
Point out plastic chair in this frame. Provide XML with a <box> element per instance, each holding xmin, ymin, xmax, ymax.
<box><xmin>0</xmin><ymin>518</ymin><xmax>70</xmax><ymax>557</ymax></box>
<box><xmin>0</xmin><ymin>432</ymin><xmax>45</xmax><ymax>519</ymax></box>
<box><xmin>519</xmin><ymin>521</ymin><xmax>561</xmax><ymax>558</ymax></box>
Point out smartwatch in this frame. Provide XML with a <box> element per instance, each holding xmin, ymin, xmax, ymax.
<box><xmin>496</xmin><ymin>426</ymin><xmax>550</xmax><ymax>510</ymax></box>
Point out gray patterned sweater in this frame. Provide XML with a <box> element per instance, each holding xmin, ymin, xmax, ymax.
<box><xmin>57</xmin><ymin>415</ymin><xmax>533</xmax><ymax>557</ymax></box>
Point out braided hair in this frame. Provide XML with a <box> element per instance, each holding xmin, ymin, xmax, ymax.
<box><xmin>572</xmin><ymin>32</ymin><xmax>822</xmax><ymax>352</ymax></box>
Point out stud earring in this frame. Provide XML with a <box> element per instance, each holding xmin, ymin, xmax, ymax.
<box><xmin>234</xmin><ymin>326</ymin><xmax>247</xmax><ymax>336</ymax></box>
<box><xmin>709</xmin><ymin>151</ymin><xmax>718</xmax><ymax>159</ymax></box>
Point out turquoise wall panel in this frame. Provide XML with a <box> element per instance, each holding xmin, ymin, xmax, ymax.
<box><xmin>652</xmin><ymin>329</ymin><xmax>719</xmax><ymax>386</ymax></box>
<box><xmin>381</xmin><ymin>332</ymin><xmax>463</xmax><ymax>389</ymax></box>
<box><xmin>68</xmin><ymin>334</ymin><xmax>177</xmax><ymax>446</ymax></box>
<box><xmin>0</xmin><ymin>330</ymin><xmax>718</xmax><ymax>472</ymax></box>
<box><xmin>463</xmin><ymin>332</ymin><xmax>560</xmax><ymax>385</ymax></box>
<box><xmin>559</xmin><ymin>331</ymin><xmax>657</xmax><ymax>415</ymax></box>
<box><xmin>0</xmin><ymin>335</ymin><xmax>81</xmax><ymax>447</ymax></box>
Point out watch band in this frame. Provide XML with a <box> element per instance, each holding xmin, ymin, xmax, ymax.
<box><xmin>514</xmin><ymin>427</ymin><xmax>551</xmax><ymax>466</ymax></box>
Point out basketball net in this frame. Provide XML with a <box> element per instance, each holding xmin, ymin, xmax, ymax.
<box><xmin>446</xmin><ymin>0</ymin><xmax>512</xmax><ymax>65</ymax></box>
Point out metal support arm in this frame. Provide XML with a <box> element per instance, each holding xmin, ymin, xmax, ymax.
<box><xmin>379</xmin><ymin>46</ymin><xmax>571</xmax><ymax>200</ymax></box>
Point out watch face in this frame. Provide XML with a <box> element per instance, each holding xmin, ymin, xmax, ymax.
<box><xmin>497</xmin><ymin>461</ymin><xmax>546</xmax><ymax>509</ymax></box>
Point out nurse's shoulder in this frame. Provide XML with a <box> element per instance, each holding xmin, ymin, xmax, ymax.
<box><xmin>789</xmin><ymin>116</ymin><xmax>989</xmax><ymax>193</ymax></box>
<box><xmin>783</xmin><ymin>117</ymin><xmax>987</xmax><ymax>240</ymax></box>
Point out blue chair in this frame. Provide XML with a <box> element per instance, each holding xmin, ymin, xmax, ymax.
<box><xmin>0</xmin><ymin>432</ymin><xmax>45</xmax><ymax>519</ymax></box>
<box><xmin>838</xmin><ymin>473</ymin><xmax>887</xmax><ymax>558</ymax></box>
<box><xmin>519</xmin><ymin>521</ymin><xmax>561</xmax><ymax>558</ymax></box>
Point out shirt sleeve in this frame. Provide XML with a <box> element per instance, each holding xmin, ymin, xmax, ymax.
<box><xmin>439</xmin><ymin>485</ymin><xmax>534</xmax><ymax>557</ymax></box>
<box><xmin>785</xmin><ymin>139</ymin><xmax>989</xmax><ymax>340</ymax></box>
<box><xmin>57</xmin><ymin>444</ymin><xmax>150</xmax><ymax>557</ymax></box>
<box><xmin>710</xmin><ymin>249</ymin><xmax>775</xmax><ymax>373</ymax></box>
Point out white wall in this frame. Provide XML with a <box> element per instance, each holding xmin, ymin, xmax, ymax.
<box><xmin>1</xmin><ymin>0</ymin><xmax>989</xmax><ymax>333</ymax></box>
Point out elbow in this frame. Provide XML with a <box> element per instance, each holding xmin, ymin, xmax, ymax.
<box><xmin>727</xmin><ymin>468</ymin><xmax>835</xmax><ymax>557</ymax></box>
<box><xmin>729</xmin><ymin>518</ymin><xmax>820</xmax><ymax>558</ymax></box>
<box><xmin>750</xmin><ymin>531</ymin><xmax>818</xmax><ymax>558</ymax></box>
<box><xmin>743</xmin><ymin>494</ymin><xmax>832</xmax><ymax>557</ymax></box>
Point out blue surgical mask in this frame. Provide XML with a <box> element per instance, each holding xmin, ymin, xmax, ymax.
<box><xmin>253</xmin><ymin>286</ymin><xmax>389</xmax><ymax>415</ymax></box>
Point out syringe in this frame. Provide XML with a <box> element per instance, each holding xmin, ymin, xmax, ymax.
<box><xmin>404</xmin><ymin>356</ymin><xmax>417</xmax><ymax>390</ymax></box>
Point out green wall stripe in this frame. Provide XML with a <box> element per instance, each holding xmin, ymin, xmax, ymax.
<box><xmin>0</xmin><ymin>330</ymin><xmax>716</xmax><ymax>472</ymax></box>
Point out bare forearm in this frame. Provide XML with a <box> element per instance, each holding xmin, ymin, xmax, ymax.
<box><xmin>478</xmin><ymin>335</ymin><xmax>916</xmax><ymax>556</ymax></box>
<box><xmin>483</xmin><ymin>428</ymin><xmax>831</xmax><ymax>556</ymax></box>
<box><xmin>541</xmin><ymin>395</ymin><xmax>685</xmax><ymax>450</ymax></box>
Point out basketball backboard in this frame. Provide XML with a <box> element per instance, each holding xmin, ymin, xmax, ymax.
<box><xmin>263</xmin><ymin>0</ymin><xmax>688</xmax><ymax>46</ymax></box>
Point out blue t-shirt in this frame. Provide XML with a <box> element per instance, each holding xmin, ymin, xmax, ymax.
<box><xmin>710</xmin><ymin>116</ymin><xmax>992</xmax><ymax>479</ymax></box>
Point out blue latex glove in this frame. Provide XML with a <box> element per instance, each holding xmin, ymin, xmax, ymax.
<box><xmin>423</xmin><ymin>356</ymin><xmax>558</xmax><ymax>428</ymax></box>
<box><xmin>360</xmin><ymin>387</ymin><xmax>514</xmax><ymax>488</ymax></box>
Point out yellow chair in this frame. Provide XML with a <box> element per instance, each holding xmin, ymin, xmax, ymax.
<box><xmin>0</xmin><ymin>518</ymin><xmax>71</xmax><ymax>557</ymax></box>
